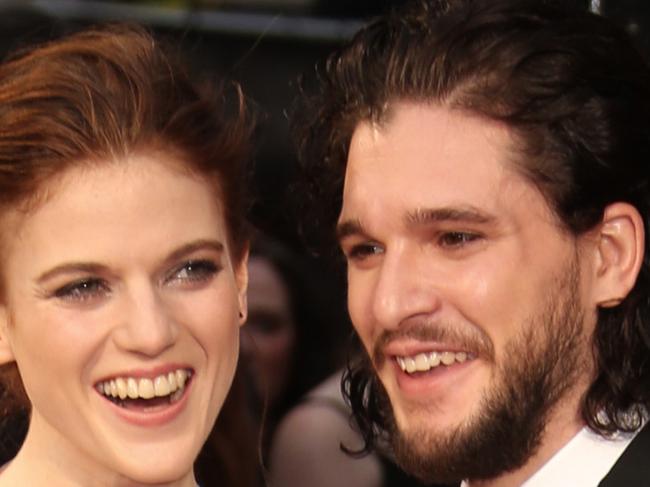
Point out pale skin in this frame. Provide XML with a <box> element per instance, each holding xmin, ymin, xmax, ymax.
<box><xmin>337</xmin><ymin>102</ymin><xmax>644</xmax><ymax>487</ymax></box>
<box><xmin>0</xmin><ymin>153</ymin><xmax>248</xmax><ymax>486</ymax></box>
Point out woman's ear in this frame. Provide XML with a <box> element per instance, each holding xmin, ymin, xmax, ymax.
<box><xmin>591</xmin><ymin>202</ymin><xmax>645</xmax><ymax>308</ymax></box>
<box><xmin>0</xmin><ymin>306</ymin><xmax>15</xmax><ymax>364</ymax></box>
<box><xmin>235</xmin><ymin>246</ymin><xmax>249</xmax><ymax>327</ymax></box>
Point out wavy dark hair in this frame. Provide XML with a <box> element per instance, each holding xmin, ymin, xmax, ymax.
<box><xmin>293</xmin><ymin>0</ymin><xmax>650</xmax><ymax>453</ymax></box>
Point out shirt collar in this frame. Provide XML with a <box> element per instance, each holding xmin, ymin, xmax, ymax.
<box><xmin>461</xmin><ymin>426</ymin><xmax>637</xmax><ymax>487</ymax></box>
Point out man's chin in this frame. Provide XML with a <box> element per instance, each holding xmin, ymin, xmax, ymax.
<box><xmin>391</xmin><ymin>428</ymin><xmax>468</xmax><ymax>485</ymax></box>
<box><xmin>391</xmin><ymin>402</ymin><xmax>474</xmax><ymax>443</ymax></box>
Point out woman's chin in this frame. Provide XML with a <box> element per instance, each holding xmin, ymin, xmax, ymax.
<box><xmin>117</xmin><ymin>460</ymin><xmax>195</xmax><ymax>485</ymax></box>
<box><xmin>110</xmin><ymin>445</ymin><xmax>198</xmax><ymax>485</ymax></box>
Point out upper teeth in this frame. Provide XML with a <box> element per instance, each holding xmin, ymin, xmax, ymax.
<box><xmin>397</xmin><ymin>351</ymin><xmax>469</xmax><ymax>373</ymax></box>
<box><xmin>96</xmin><ymin>369</ymin><xmax>191</xmax><ymax>400</ymax></box>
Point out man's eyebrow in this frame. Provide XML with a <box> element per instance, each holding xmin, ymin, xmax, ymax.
<box><xmin>336</xmin><ymin>219</ymin><xmax>365</xmax><ymax>241</ymax></box>
<box><xmin>405</xmin><ymin>206</ymin><xmax>497</xmax><ymax>227</ymax></box>
<box><xmin>336</xmin><ymin>207</ymin><xmax>495</xmax><ymax>242</ymax></box>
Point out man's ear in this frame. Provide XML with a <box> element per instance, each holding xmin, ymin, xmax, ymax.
<box><xmin>0</xmin><ymin>305</ymin><xmax>15</xmax><ymax>364</ymax></box>
<box><xmin>235</xmin><ymin>245</ymin><xmax>249</xmax><ymax>327</ymax></box>
<box><xmin>591</xmin><ymin>202</ymin><xmax>644</xmax><ymax>308</ymax></box>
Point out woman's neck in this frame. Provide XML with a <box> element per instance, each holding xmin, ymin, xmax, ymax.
<box><xmin>0</xmin><ymin>415</ymin><xmax>197</xmax><ymax>487</ymax></box>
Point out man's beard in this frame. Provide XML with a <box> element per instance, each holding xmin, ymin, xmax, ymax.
<box><xmin>372</xmin><ymin>258</ymin><xmax>590</xmax><ymax>485</ymax></box>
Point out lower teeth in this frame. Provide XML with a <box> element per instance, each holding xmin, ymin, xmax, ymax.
<box><xmin>109</xmin><ymin>385</ymin><xmax>185</xmax><ymax>408</ymax></box>
<box><xmin>170</xmin><ymin>387</ymin><xmax>184</xmax><ymax>403</ymax></box>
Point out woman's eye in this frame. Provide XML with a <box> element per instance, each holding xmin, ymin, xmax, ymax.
<box><xmin>53</xmin><ymin>278</ymin><xmax>110</xmax><ymax>302</ymax></box>
<box><xmin>168</xmin><ymin>260</ymin><xmax>220</xmax><ymax>286</ymax></box>
<box><xmin>438</xmin><ymin>232</ymin><xmax>482</xmax><ymax>248</ymax></box>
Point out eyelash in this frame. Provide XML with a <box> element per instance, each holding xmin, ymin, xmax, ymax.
<box><xmin>345</xmin><ymin>243</ymin><xmax>383</xmax><ymax>261</ymax></box>
<box><xmin>343</xmin><ymin>231</ymin><xmax>482</xmax><ymax>261</ymax></box>
<box><xmin>166</xmin><ymin>259</ymin><xmax>221</xmax><ymax>286</ymax></box>
<box><xmin>53</xmin><ymin>278</ymin><xmax>110</xmax><ymax>302</ymax></box>
<box><xmin>51</xmin><ymin>259</ymin><xmax>220</xmax><ymax>303</ymax></box>
<box><xmin>438</xmin><ymin>231</ymin><xmax>482</xmax><ymax>247</ymax></box>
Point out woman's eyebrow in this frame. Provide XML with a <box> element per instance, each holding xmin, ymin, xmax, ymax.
<box><xmin>36</xmin><ymin>262</ymin><xmax>109</xmax><ymax>284</ymax></box>
<box><xmin>161</xmin><ymin>239</ymin><xmax>225</xmax><ymax>265</ymax></box>
<box><xmin>35</xmin><ymin>240</ymin><xmax>226</xmax><ymax>284</ymax></box>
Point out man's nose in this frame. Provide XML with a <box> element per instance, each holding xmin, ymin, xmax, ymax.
<box><xmin>370</xmin><ymin>246</ymin><xmax>442</xmax><ymax>330</ymax></box>
<box><xmin>112</xmin><ymin>285</ymin><xmax>178</xmax><ymax>357</ymax></box>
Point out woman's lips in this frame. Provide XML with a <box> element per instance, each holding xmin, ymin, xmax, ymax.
<box><xmin>96</xmin><ymin>368</ymin><xmax>194</xmax><ymax>427</ymax></box>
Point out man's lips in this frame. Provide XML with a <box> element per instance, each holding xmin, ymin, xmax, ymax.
<box><xmin>379</xmin><ymin>340</ymin><xmax>475</xmax><ymax>368</ymax></box>
<box><xmin>394</xmin><ymin>350</ymin><xmax>473</xmax><ymax>373</ymax></box>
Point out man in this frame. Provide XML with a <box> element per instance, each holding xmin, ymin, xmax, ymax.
<box><xmin>294</xmin><ymin>0</ymin><xmax>650</xmax><ymax>485</ymax></box>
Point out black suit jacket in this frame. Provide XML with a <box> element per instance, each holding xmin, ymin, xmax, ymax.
<box><xmin>386</xmin><ymin>423</ymin><xmax>650</xmax><ymax>487</ymax></box>
<box><xmin>598</xmin><ymin>422</ymin><xmax>650</xmax><ymax>487</ymax></box>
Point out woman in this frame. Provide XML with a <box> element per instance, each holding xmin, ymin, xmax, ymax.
<box><xmin>0</xmin><ymin>25</ymin><xmax>252</xmax><ymax>486</ymax></box>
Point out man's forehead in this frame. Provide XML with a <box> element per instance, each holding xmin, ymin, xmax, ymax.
<box><xmin>343</xmin><ymin>104</ymin><xmax>513</xmax><ymax>198</ymax></box>
<box><xmin>338</xmin><ymin>102</ymin><xmax>560</xmax><ymax>236</ymax></box>
<box><xmin>346</xmin><ymin>102</ymin><xmax>516</xmax><ymax>174</ymax></box>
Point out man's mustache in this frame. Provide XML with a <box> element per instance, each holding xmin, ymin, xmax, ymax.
<box><xmin>371</xmin><ymin>320</ymin><xmax>495</xmax><ymax>368</ymax></box>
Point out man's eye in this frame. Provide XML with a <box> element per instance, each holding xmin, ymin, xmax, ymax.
<box><xmin>167</xmin><ymin>260</ymin><xmax>220</xmax><ymax>285</ymax></box>
<box><xmin>438</xmin><ymin>232</ymin><xmax>482</xmax><ymax>247</ymax></box>
<box><xmin>346</xmin><ymin>243</ymin><xmax>384</xmax><ymax>261</ymax></box>
<box><xmin>53</xmin><ymin>278</ymin><xmax>110</xmax><ymax>302</ymax></box>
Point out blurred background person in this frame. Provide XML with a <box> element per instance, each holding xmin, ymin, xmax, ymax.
<box><xmin>241</xmin><ymin>234</ymin><xmax>349</xmax><ymax>455</ymax></box>
<box><xmin>269</xmin><ymin>363</ymin><xmax>431</xmax><ymax>487</ymax></box>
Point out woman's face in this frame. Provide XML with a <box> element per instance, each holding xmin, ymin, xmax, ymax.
<box><xmin>0</xmin><ymin>153</ymin><xmax>247</xmax><ymax>484</ymax></box>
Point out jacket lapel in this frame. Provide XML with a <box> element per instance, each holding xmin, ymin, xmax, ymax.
<box><xmin>598</xmin><ymin>422</ymin><xmax>650</xmax><ymax>486</ymax></box>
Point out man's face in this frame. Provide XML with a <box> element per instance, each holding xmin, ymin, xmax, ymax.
<box><xmin>337</xmin><ymin>102</ymin><xmax>596</xmax><ymax>482</ymax></box>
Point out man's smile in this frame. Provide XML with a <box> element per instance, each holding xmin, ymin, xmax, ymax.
<box><xmin>395</xmin><ymin>351</ymin><xmax>471</xmax><ymax>374</ymax></box>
